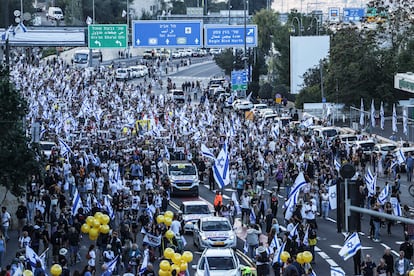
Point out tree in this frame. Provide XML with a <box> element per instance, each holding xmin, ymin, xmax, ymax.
<box><xmin>0</xmin><ymin>66</ymin><xmax>40</xmax><ymax>197</ymax></box>
<box><xmin>214</xmin><ymin>49</ymin><xmax>244</xmax><ymax>76</ymax></box>
<box><xmin>171</xmin><ymin>0</ymin><xmax>187</xmax><ymax>14</ymax></box>
<box><xmin>258</xmin><ymin>83</ymin><xmax>274</xmax><ymax>99</ymax></box>
<box><xmin>0</xmin><ymin>0</ymin><xmax>35</xmax><ymax>28</ymax></box>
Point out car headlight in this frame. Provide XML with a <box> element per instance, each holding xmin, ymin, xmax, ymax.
<box><xmin>229</xmin><ymin>234</ymin><xmax>235</xmax><ymax>240</ymax></box>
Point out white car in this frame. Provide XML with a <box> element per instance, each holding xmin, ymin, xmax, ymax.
<box><xmin>251</xmin><ymin>103</ymin><xmax>268</xmax><ymax>114</ymax></box>
<box><xmin>129</xmin><ymin>65</ymin><xmax>148</xmax><ymax>78</ymax></box>
<box><xmin>232</xmin><ymin>99</ymin><xmax>253</xmax><ymax>111</ymax></box>
<box><xmin>39</xmin><ymin>141</ymin><xmax>57</xmax><ymax>158</ymax></box>
<box><xmin>115</xmin><ymin>68</ymin><xmax>130</xmax><ymax>81</ymax></box>
<box><xmin>171</xmin><ymin>51</ymin><xmax>181</xmax><ymax>59</ymax></box>
<box><xmin>373</xmin><ymin>143</ymin><xmax>398</xmax><ymax>156</ymax></box>
<box><xmin>193</xmin><ymin>248</ymin><xmax>241</xmax><ymax>276</ymax></box>
<box><xmin>180</xmin><ymin>201</ymin><xmax>213</xmax><ymax>233</ymax></box>
<box><xmin>193</xmin><ymin>217</ymin><xmax>237</xmax><ymax>250</ymax></box>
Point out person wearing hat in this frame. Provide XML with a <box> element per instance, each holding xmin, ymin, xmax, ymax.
<box><xmin>255</xmin><ymin>245</ymin><xmax>270</xmax><ymax>276</ymax></box>
<box><xmin>58</xmin><ymin>248</ymin><xmax>68</xmax><ymax>267</ymax></box>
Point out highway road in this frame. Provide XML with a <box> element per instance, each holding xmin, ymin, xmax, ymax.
<box><xmin>3</xmin><ymin>58</ymin><xmax>414</xmax><ymax>276</ymax></box>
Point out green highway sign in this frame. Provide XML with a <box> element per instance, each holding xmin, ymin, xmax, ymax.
<box><xmin>88</xmin><ymin>24</ymin><xmax>128</xmax><ymax>49</ymax></box>
<box><xmin>232</xmin><ymin>84</ymin><xmax>247</xmax><ymax>91</ymax></box>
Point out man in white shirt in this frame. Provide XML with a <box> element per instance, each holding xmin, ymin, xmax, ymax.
<box><xmin>240</xmin><ymin>193</ymin><xmax>251</xmax><ymax>226</ymax></box>
<box><xmin>1</xmin><ymin>207</ymin><xmax>11</xmax><ymax>241</ymax></box>
<box><xmin>170</xmin><ymin>214</ymin><xmax>182</xmax><ymax>235</ymax></box>
<box><xmin>303</xmin><ymin>200</ymin><xmax>317</xmax><ymax>229</ymax></box>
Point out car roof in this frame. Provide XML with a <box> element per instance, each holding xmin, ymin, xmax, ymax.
<box><xmin>182</xmin><ymin>201</ymin><xmax>209</xmax><ymax>206</ymax></box>
<box><xmin>200</xmin><ymin>216</ymin><xmax>228</xmax><ymax>222</ymax></box>
<box><xmin>202</xmin><ymin>248</ymin><xmax>235</xmax><ymax>257</ymax></box>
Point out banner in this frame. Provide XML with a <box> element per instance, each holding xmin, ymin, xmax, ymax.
<box><xmin>143</xmin><ymin>233</ymin><xmax>161</xmax><ymax>247</ymax></box>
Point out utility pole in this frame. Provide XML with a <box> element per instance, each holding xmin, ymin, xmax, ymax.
<box><xmin>243</xmin><ymin>0</ymin><xmax>248</xmax><ymax>98</ymax></box>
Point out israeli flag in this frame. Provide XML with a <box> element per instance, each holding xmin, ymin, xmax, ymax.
<box><xmin>270</xmin><ymin>235</ymin><xmax>280</xmax><ymax>251</ymax></box>
<box><xmin>273</xmin><ymin>125</ymin><xmax>279</xmax><ymax>138</ymax></box>
<box><xmin>377</xmin><ymin>184</ymin><xmax>390</xmax><ymax>205</ymax></box>
<box><xmin>164</xmin><ymin>144</ymin><xmax>170</xmax><ymax>160</ymax></box>
<box><xmin>201</xmin><ymin>144</ymin><xmax>216</xmax><ymax>160</ymax></box>
<box><xmin>103</xmin><ymin>255</ymin><xmax>119</xmax><ymax>275</ymax></box>
<box><xmin>231</xmin><ymin>191</ymin><xmax>241</xmax><ymax>215</ymax></box>
<box><xmin>392</xmin><ymin>103</ymin><xmax>398</xmax><ymax>133</ymax></box>
<box><xmin>328</xmin><ymin>184</ymin><xmax>337</xmax><ymax>210</ymax></box>
<box><xmin>330</xmin><ymin>267</ymin><xmax>345</xmax><ymax>276</ymax></box>
<box><xmin>380</xmin><ymin>101</ymin><xmax>385</xmax><ymax>130</ymax></box>
<box><xmin>371</xmin><ymin>99</ymin><xmax>376</xmax><ymax>128</ymax></box>
<box><xmin>138</xmin><ymin>249</ymin><xmax>149</xmax><ymax>275</ymax></box>
<box><xmin>1</xmin><ymin>25</ymin><xmax>13</xmax><ymax>41</ymax></box>
<box><xmin>288</xmin><ymin>172</ymin><xmax>307</xmax><ymax>199</ymax></box>
<box><xmin>301</xmin><ymin>117</ymin><xmax>314</xmax><ymax>128</ymax></box>
<box><xmin>213</xmin><ymin>144</ymin><xmax>230</xmax><ymax>189</ymax></box>
<box><xmin>303</xmin><ymin>225</ymin><xmax>309</xmax><ymax>247</ymax></box>
<box><xmin>72</xmin><ymin>187</ymin><xmax>83</xmax><ymax>216</ymax></box>
<box><xmin>249</xmin><ymin>208</ymin><xmax>256</xmax><ymax>224</ymax></box>
<box><xmin>272</xmin><ymin>242</ymin><xmax>286</xmax><ymax>264</ymax></box>
<box><xmin>284</xmin><ymin>190</ymin><xmax>300</xmax><ymax>220</ymax></box>
<box><xmin>58</xmin><ymin>137</ymin><xmax>72</xmax><ymax>157</ymax></box>
<box><xmin>396</xmin><ymin>148</ymin><xmax>406</xmax><ymax>165</ymax></box>
<box><xmin>104</xmin><ymin>195</ymin><xmax>115</xmax><ymax>220</ymax></box>
<box><xmin>19</xmin><ymin>22</ymin><xmax>28</xmax><ymax>33</ymax></box>
<box><xmin>334</xmin><ymin>159</ymin><xmax>341</xmax><ymax>172</ymax></box>
<box><xmin>365</xmin><ymin>168</ymin><xmax>376</xmax><ymax>196</ymax></box>
<box><xmin>338</xmin><ymin>232</ymin><xmax>362</xmax><ymax>261</ymax></box>
<box><xmin>390</xmin><ymin>197</ymin><xmax>402</xmax><ymax>216</ymax></box>
<box><xmin>26</xmin><ymin>246</ymin><xmax>45</xmax><ymax>271</ymax></box>
<box><xmin>360</xmin><ymin>98</ymin><xmax>364</xmax><ymax>126</ymax></box>
<box><xmin>288</xmin><ymin>223</ymin><xmax>299</xmax><ymax>240</ymax></box>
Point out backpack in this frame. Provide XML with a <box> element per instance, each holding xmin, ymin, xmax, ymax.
<box><xmin>276</xmin><ymin>171</ymin><xmax>283</xmax><ymax>181</ymax></box>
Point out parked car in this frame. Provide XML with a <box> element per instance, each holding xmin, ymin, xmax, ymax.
<box><xmin>193</xmin><ymin>217</ymin><xmax>236</xmax><ymax>250</ymax></box>
<box><xmin>115</xmin><ymin>68</ymin><xmax>130</xmax><ymax>81</ymax></box>
<box><xmin>193</xmin><ymin>248</ymin><xmax>241</xmax><ymax>276</ymax></box>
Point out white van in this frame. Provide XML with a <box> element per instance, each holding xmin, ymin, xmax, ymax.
<box><xmin>72</xmin><ymin>49</ymin><xmax>102</xmax><ymax>68</ymax></box>
<box><xmin>47</xmin><ymin>7</ymin><xmax>64</xmax><ymax>21</ymax></box>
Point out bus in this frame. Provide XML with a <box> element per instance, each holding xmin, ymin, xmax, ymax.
<box><xmin>72</xmin><ymin>49</ymin><xmax>102</xmax><ymax>68</ymax></box>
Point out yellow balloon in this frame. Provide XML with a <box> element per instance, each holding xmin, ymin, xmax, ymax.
<box><xmin>280</xmin><ymin>251</ymin><xmax>290</xmax><ymax>263</ymax></box>
<box><xmin>100</xmin><ymin>224</ymin><xmax>110</xmax><ymax>234</ymax></box>
<box><xmin>158</xmin><ymin>269</ymin><xmax>169</xmax><ymax>276</ymax></box>
<box><xmin>122</xmin><ymin>127</ymin><xmax>128</xmax><ymax>134</ymax></box>
<box><xmin>50</xmin><ymin>264</ymin><xmax>62</xmax><ymax>276</ymax></box>
<box><xmin>89</xmin><ymin>227</ymin><xmax>99</xmax><ymax>238</ymax></box>
<box><xmin>164</xmin><ymin>247</ymin><xmax>175</xmax><ymax>259</ymax></box>
<box><xmin>296</xmin><ymin>253</ymin><xmax>305</xmax><ymax>265</ymax></box>
<box><xmin>86</xmin><ymin>216</ymin><xmax>95</xmax><ymax>226</ymax></box>
<box><xmin>182</xmin><ymin>251</ymin><xmax>193</xmax><ymax>263</ymax></box>
<box><xmin>180</xmin><ymin>261</ymin><xmax>188</xmax><ymax>272</ymax></box>
<box><xmin>89</xmin><ymin>233</ymin><xmax>98</xmax><ymax>240</ymax></box>
<box><xmin>94</xmin><ymin>212</ymin><xmax>104</xmax><ymax>223</ymax></box>
<box><xmin>159</xmin><ymin>260</ymin><xmax>171</xmax><ymax>272</ymax></box>
<box><xmin>101</xmin><ymin>214</ymin><xmax>110</xmax><ymax>225</ymax></box>
<box><xmin>409</xmin><ymin>270</ymin><xmax>414</xmax><ymax>276</ymax></box>
<box><xmin>164</xmin><ymin>217</ymin><xmax>172</xmax><ymax>226</ymax></box>
<box><xmin>132</xmin><ymin>129</ymin><xmax>137</xmax><ymax>135</ymax></box>
<box><xmin>302</xmin><ymin>251</ymin><xmax>313</xmax><ymax>263</ymax></box>
<box><xmin>172</xmin><ymin>253</ymin><xmax>182</xmax><ymax>265</ymax></box>
<box><xmin>171</xmin><ymin>264</ymin><xmax>181</xmax><ymax>274</ymax></box>
<box><xmin>157</xmin><ymin>215</ymin><xmax>165</xmax><ymax>224</ymax></box>
<box><xmin>164</xmin><ymin>210</ymin><xmax>174</xmax><ymax>219</ymax></box>
<box><xmin>23</xmin><ymin>270</ymin><xmax>33</xmax><ymax>276</ymax></box>
<box><xmin>81</xmin><ymin>223</ymin><xmax>90</xmax><ymax>234</ymax></box>
<box><xmin>165</xmin><ymin>230</ymin><xmax>175</xmax><ymax>240</ymax></box>
<box><xmin>92</xmin><ymin>219</ymin><xmax>101</xmax><ymax>229</ymax></box>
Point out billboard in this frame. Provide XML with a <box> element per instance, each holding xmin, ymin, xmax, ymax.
<box><xmin>329</xmin><ymin>7</ymin><xmax>340</xmax><ymax>22</ymax></box>
<box><xmin>290</xmin><ymin>36</ymin><xmax>330</xmax><ymax>94</ymax></box>
<box><xmin>395</xmin><ymin>73</ymin><xmax>414</xmax><ymax>94</ymax></box>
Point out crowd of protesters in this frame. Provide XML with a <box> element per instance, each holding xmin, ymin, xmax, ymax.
<box><xmin>0</xmin><ymin>52</ymin><xmax>413</xmax><ymax>276</ymax></box>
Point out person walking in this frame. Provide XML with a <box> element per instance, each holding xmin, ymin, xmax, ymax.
<box><xmin>246</xmin><ymin>224</ymin><xmax>261</xmax><ymax>260</ymax></box>
<box><xmin>213</xmin><ymin>191</ymin><xmax>223</xmax><ymax>216</ymax></box>
<box><xmin>1</xmin><ymin>207</ymin><xmax>11</xmax><ymax>242</ymax></box>
<box><xmin>383</xmin><ymin>248</ymin><xmax>394</xmax><ymax>276</ymax></box>
<box><xmin>394</xmin><ymin>251</ymin><xmax>412</xmax><ymax>276</ymax></box>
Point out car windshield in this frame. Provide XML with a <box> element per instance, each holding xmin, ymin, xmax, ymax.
<box><xmin>73</xmin><ymin>53</ymin><xmax>88</xmax><ymax>63</ymax></box>
<box><xmin>201</xmin><ymin>221</ymin><xmax>231</xmax><ymax>231</ymax></box>
<box><xmin>322</xmin><ymin>129</ymin><xmax>337</xmax><ymax>137</ymax></box>
<box><xmin>185</xmin><ymin>205</ymin><xmax>210</xmax><ymax>214</ymax></box>
<box><xmin>200</xmin><ymin>256</ymin><xmax>235</xmax><ymax>270</ymax></box>
<box><xmin>169</xmin><ymin>165</ymin><xmax>196</xmax><ymax>176</ymax></box>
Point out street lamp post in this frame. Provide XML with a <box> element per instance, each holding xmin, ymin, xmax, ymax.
<box><xmin>243</xmin><ymin>0</ymin><xmax>248</xmax><ymax>97</ymax></box>
<box><xmin>292</xmin><ymin>16</ymin><xmax>303</xmax><ymax>36</ymax></box>
<box><xmin>228</xmin><ymin>0</ymin><xmax>231</xmax><ymax>25</ymax></box>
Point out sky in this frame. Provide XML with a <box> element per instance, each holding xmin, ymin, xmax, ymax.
<box><xmin>271</xmin><ymin>0</ymin><xmax>369</xmax><ymax>14</ymax></box>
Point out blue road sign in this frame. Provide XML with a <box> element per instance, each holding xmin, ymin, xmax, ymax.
<box><xmin>231</xmin><ymin>70</ymin><xmax>248</xmax><ymax>91</ymax></box>
<box><xmin>132</xmin><ymin>20</ymin><xmax>202</xmax><ymax>48</ymax></box>
<box><xmin>204</xmin><ymin>24</ymin><xmax>258</xmax><ymax>48</ymax></box>
<box><xmin>343</xmin><ymin>8</ymin><xmax>365</xmax><ymax>22</ymax></box>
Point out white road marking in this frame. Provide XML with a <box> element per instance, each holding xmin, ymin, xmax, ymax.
<box><xmin>222</xmin><ymin>194</ymin><xmax>230</xmax><ymax>199</ymax></box>
<box><xmin>326</xmin><ymin>217</ymin><xmax>337</xmax><ymax>223</ymax></box>
<box><xmin>380</xmin><ymin>243</ymin><xmax>400</xmax><ymax>256</ymax></box>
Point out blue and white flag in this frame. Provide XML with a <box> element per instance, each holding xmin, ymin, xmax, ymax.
<box><xmin>58</xmin><ymin>137</ymin><xmax>72</xmax><ymax>157</ymax></box>
<box><xmin>338</xmin><ymin>232</ymin><xmax>361</xmax><ymax>261</ymax></box>
<box><xmin>328</xmin><ymin>184</ymin><xmax>337</xmax><ymax>210</ymax></box>
<box><xmin>371</xmin><ymin>99</ymin><xmax>375</xmax><ymax>128</ymax></box>
<box><xmin>104</xmin><ymin>195</ymin><xmax>115</xmax><ymax>220</ymax></box>
<box><xmin>272</xmin><ymin>242</ymin><xmax>286</xmax><ymax>264</ymax></box>
<box><xmin>390</xmin><ymin>197</ymin><xmax>402</xmax><ymax>216</ymax></box>
<box><xmin>331</xmin><ymin>267</ymin><xmax>345</xmax><ymax>276</ymax></box>
<box><xmin>164</xmin><ymin>144</ymin><xmax>170</xmax><ymax>161</ymax></box>
<box><xmin>249</xmin><ymin>207</ymin><xmax>256</xmax><ymax>224</ymax></box>
<box><xmin>18</xmin><ymin>22</ymin><xmax>28</xmax><ymax>33</ymax></box>
<box><xmin>26</xmin><ymin>246</ymin><xmax>45</xmax><ymax>271</ymax></box>
<box><xmin>204</xmin><ymin>256</ymin><xmax>211</xmax><ymax>276</ymax></box>
<box><xmin>303</xmin><ymin>225</ymin><xmax>309</xmax><ymax>247</ymax></box>
<box><xmin>231</xmin><ymin>191</ymin><xmax>241</xmax><ymax>215</ymax></box>
<box><xmin>288</xmin><ymin>172</ymin><xmax>307</xmax><ymax>199</ymax></box>
<box><xmin>72</xmin><ymin>187</ymin><xmax>82</xmax><ymax>216</ymax></box>
<box><xmin>377</xmin><ymin>184</ymin><xmax>390</xmax><ymax>205</ymax></box>
<box><xmin>213</xmin><ymin>144</ymin><xmax>230</xmax><ymax>189</ymax></box>
<box><xmin>365</xmin><ymin>168</ymin><xmax>376</xmax><ymax>196</ymax></box>
<box><xmin>138</xmin><ymin>249</ymin><xmax>149</xmax><ymax>275</ymax></box>
<box><xmin>289</xmin><ymin>223</ymin><xmax>299</xmax><ymax>240</ymax></box>
<box><xmin>284</xmin><ymin>190</ymin><xmax>300</xmax><ymax>220</ymax></box>
<box><xmin>301</xmin><ymin>117</ymin><xmax>314</xmax><ymax>128</ymax></box>
<box><xmin>380</xmin><ymin>101</ymin><xmax>385</xmax><ymax>130</ymax></box>
<box><xmin>201</xmin><ymin>144</ymin><xmax>216</xmax><ymax>160</ymax></box>
<box><xmin>270</xmin><ymin>235</ymin><xmax>280</xmax><ymax>251</ymax></box>
<box><xmin>360</xmin><ymin>98</ymin><xmax>364</xmax><ymax>126</ymax></box>
<box><xmin>243</xmin><ymin>240</ymin><xmax>248</xmax><ymax>254</ymax></box>
<box><xmin>103</xmin><ymin>255</ymin><xmax>119</xmax><ymax>275</ymax></box>
<box><xmin>334</xmin><ymin>159</ymin><xmax>341</xmax><ymax>172</ymax></box>
<box><xmin>1</xmin><ymin>25</ymin><xmax>13</xmax><ymax>41</ymax></box>
<box><xmin>392</xmin><ymin>104</ymin><xmax>398</xmax><ymax>133</ymax></box>
<box><xmin>396</xmin><ymin>148</ymin><xmax>406</xmax><ymax>165</ymax></box>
